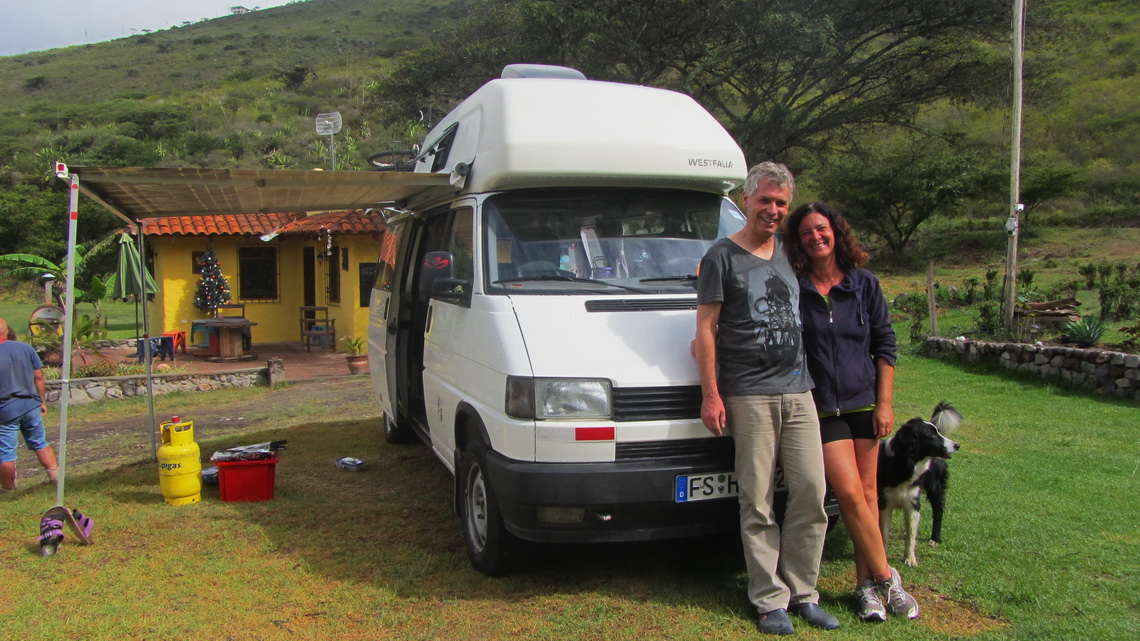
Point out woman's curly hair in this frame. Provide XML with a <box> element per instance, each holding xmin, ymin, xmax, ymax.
<box><xmin>783</xmin><ymin>202</ymin><xmax>869</xmax><ymax>276</ymax></box>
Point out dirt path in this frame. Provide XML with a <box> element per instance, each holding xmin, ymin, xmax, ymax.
<box><xmin>20</xmin><ymin>377</ymin><xmax>380</xmax><ymax>482</ymax></box>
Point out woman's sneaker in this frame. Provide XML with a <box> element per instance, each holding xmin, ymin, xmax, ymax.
<box><xmin>856</xmin><ymin>579</ymin><xmax>887</xmax><ymax>622</ymax></box>
<box><xmin>877</xmin><ymin>567</ymin><xmax>920</xmax><ymax>619</ymax></box>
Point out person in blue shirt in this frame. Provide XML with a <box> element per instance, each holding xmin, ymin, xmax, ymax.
<box><xmin>783</xmin><ymin>203</ymin><xmax>919</xmax><ymax>622</ymax></box>
<box><xmin>0</xmin><ymin>318</ymin><xmax>58</xmax><ymax>491</ymax></box>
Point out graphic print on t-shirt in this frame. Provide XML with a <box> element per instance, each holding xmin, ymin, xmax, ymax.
<box><xmin>746</xmin><ymin>265</ymin><xmax>800</xmax><ymax>371</ymax></box>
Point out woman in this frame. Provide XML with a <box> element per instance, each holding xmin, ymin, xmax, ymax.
<box><xmin>784</xmin><ymin>202</ymin><xmax>919</xmax><ymax>622</ymax></box>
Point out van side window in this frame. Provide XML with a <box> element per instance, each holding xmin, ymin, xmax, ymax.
<box><xmin>447</xmin><ymin>207</ymin><xmax>474</xmax><ymax>284</ymax></box>
<box><xmin>417</xmin><ymin>123</ymin><xmax>459</xmax><ymax>173</ymax></box>
<box><xmin>375</xmin><ymin>218</ymin><xmax>406</xmax><ymax>293</ymax></box>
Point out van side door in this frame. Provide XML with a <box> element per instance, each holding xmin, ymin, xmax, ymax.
<box><xmin>420</xmin><ymin>204</ymin><xmax>475</xmax><ymax>469</ymax></box>
<box><xmin>368</xmin><ymin>215</ymin><xmax>408</xmax><ymax>422</ymax></box>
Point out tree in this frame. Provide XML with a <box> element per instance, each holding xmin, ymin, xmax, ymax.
<box><xmin>374</xmin><ymin>0</ymin><xmax>1009</xmax><ymax>161</ymax></box>
<box><xmin>1019</xmin><ymin>159</ymin><xmax>1081</xmax><ymax>230</ymax></box>
<box><xmin>0</xmin><ymin>185</ymin><xmax>65</xmax><ymax>257</ymax></box>
<box><xmin>818</xmin><ymin>132</ymin><xmax>986</xmax><ymax>255</ymax></box>
<box><xmin>0</xmin><ymin>233</ymin><xmax>117</xmax><ymax>305</ymax></box>
<box><xmin>193</xmin><ymin>249</ymin><xmax>231</xmax><ymax>315</ymax></box>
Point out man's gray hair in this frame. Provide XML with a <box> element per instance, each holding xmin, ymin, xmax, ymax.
<box><xmin>743</xmin><ymin>162</ymin><xmax>795</xmax><ymax>198</ymax></box>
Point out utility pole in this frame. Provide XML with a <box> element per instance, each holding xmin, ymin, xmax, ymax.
<box><xmin>1003</xmin><ymin>0</ymin><xmax>1026</xmax><ymax>332</ymax></box>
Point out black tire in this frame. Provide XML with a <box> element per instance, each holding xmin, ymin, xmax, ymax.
<box><xmin>459</xmin><ymin>439</ymin><xmax>514</xmax><ymax>576</ymax></box>
<box><xmin>383</xmin><ymin>413</ymin><xmax>417</xmax><ymax>444</ymax></box>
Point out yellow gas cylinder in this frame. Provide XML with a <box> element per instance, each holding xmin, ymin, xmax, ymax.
<box><xmin>158</xmin><ymin>416</ymin><xmax>202</xmax><ymax>506</ymax></box>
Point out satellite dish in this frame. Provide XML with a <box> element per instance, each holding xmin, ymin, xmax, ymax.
<box><xmin>315</xmin><ymin>112</ymin><xmax>342</xmax><ymax>135</ymax></box>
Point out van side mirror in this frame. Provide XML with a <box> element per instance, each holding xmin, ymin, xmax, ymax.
<box><xmin>432</xmin><ymin>277</ymin><xmax>470</xmax><ymax>303</ymax></box>
<box><xmin>419</xmin><ymin>251</ymin><xmax>470</xmax><ymax>304</ymax></box>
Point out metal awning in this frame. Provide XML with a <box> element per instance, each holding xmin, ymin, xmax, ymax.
<box><xmin>69</xmin><ymin>166</ymin><xmax>452</xmax><ymax>221</ymax></box>
<box><xmin>46</xmin><ymin>164</ymin><xmax>452</xmax><ymax>507</ymax></box>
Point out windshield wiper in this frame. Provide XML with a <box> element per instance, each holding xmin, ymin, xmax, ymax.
<box><xmin>639</xmin><ymin>274</ymin><xmax>697</xmax><ymax>283</ymax></box>
<box><xmin>494</xmin><ymin>275</ymin><xmax>651</xmax><ymax>293</ymax></box>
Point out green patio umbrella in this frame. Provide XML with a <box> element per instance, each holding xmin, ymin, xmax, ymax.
<box><xmin>108</xmin><ymin>231</ymin><xmax>158</xmax><ymax>301</ymax></box>
<box><xmin>108</xmin><ymin>230</ymin><xmax>159</xmax><ymax>342</ymax></box>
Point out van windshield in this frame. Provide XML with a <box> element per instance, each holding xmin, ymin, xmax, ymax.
<box><xmin>483</xmin><ymin>188</ymin><xmax>745</xmax><ymax>295</ymax></box>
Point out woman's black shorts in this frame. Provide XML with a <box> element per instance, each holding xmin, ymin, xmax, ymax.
<box><xmin>819</xmin><ymin>410</ymin><xmax>876</xmax><ymax>444</ymax></box>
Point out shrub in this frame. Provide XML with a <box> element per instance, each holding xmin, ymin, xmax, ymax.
<box><xmin>1078</xmin><ymin>263</ymin><xmax>1098</xmax><ymax>289</ymax></box>
<box><xmin>1096</xmin><ymin>260</ymin><xmax>1113</xmax><ymax>284</ymax></box>
<box><xmin>983</xmin><ymin>269</ymin><xmax>1000</xmax><ymax>300</ymax></box>
<box><xmin>892</xmin><ymin>293</ymin><xmax>928</xmax><ymax>344</ymax></box>
<box><xmin>975</xmin><ymin>301</ymin><xmax>1002</xmax><ymax>336</ymax></box>
<box><xmin>74</xmin><ymin>362</ymin><xmax>120</xmax><ymax>378</ymax></box>
<box><xmin>1062</xmin><ymin>316</ymin><xmax>1107</xmax><ymax>347</ymax></box>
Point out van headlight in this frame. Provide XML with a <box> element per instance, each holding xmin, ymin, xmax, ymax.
<box><xmin>505</xmin><ymin>376</ymin><xmax>612</xmax><ymax>419</ymax></box>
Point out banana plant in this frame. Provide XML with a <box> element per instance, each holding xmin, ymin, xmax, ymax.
<box><xmin>0</xmin><ymin>232</ymin><xmax>116</xmax><ymax>306</ymax></box>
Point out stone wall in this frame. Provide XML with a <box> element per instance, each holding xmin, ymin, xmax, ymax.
<box><xmin>44</xmin><ymin>359</ymin><xmax>285</xmax><ymax>405</ymax></box>
<box><xmin>925</xmin><ymin>337</ymin><xmax>1139</xmax><ymax>400</ymax></box>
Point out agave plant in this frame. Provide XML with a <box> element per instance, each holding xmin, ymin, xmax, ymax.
<box><xmin>1062</xmin><ymin>316</ymin><xmax>1107</xmax><ymax>348</ymax></box>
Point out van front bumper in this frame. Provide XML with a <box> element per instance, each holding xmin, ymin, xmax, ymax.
<box><xmin>484</xmin><ymin>446</ymin><xmax>833</xmax><ymax>544</ymax></box>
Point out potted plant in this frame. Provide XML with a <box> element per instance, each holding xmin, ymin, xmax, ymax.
<box><xmin>342</xmin><ymin>335</ymin><xmax>369</xmax><ymax>375</ymax></box>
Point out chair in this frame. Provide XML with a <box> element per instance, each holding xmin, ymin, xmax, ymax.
<box><xmin>299</xmin><ymin>306</ymin><xmax>336</xmax><ymax>352</ymax></box>
<box><xmin>215</xmin><ymin>303</ymin><xmax>246</xmax><ymax>319</ymax></box>
<box><xmin>162</xmin><ymin>330</ymin><xmax>188</xmax><ymax>354</ymax></box>
<box><xmin>135</xmin><ymin>336</ymin><xmax>175</xmax><ymax>362</ymax></box>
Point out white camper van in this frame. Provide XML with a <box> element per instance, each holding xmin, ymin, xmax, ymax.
<box><xmin>368</xmin><ymin>65</ymin><xmax>829</xmax><ymax>575</ymax></box>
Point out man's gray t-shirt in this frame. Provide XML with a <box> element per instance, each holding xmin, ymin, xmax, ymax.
<box><xmin>0</xmin><ymin>341</ymin><xmax>44</xmax><ymax>422</ymax></box>
<box><xmin>697</xmin><ymin>236</ymin><xmax>813</xmax><ymax>396</ymax></box>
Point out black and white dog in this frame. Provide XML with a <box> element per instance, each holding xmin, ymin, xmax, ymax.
<box><xmin>878</xmin><ymin>401</ymin><xmax>962</xmax><ymax>567</ymax></box>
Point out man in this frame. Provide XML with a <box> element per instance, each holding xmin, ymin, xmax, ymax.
<box><xmin>695</xmin><ymin>163</ymin><xmax>836</xmax><ymax>634</ymax></box>
<box><xmin>0</xmin><ymin>318</ymin><xmax>59</xmax><ymax>491</ymax></box>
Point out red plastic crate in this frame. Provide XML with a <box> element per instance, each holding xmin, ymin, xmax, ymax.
<box><xmin>216</xmin><ymin>455</ymin><xmax>278</xmax><ymax>502</ymax></box>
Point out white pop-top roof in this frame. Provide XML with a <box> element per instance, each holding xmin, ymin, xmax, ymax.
<box><xmin>416</xmin><ymin>76</ymin><xmax>747</xmax><ymax>195</ymax></box>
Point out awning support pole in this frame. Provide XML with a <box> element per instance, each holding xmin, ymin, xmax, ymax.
<box><xmin>54</xmin><ymin>173</ymin><xmax>80</xmax><ymax>507</ymax></box>
<box><xmin>137</xmin><ymin>226</ymin><xmax>158</xmax><ymax>460</ymax></box>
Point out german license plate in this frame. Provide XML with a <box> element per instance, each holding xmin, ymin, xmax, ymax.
<box><xmin>674</xmin><ymin>466</ymin><xmax>787</xmax><ymax>503</ymax></box>
<box><xmin>675</xmin><ymin>472</ymin><xmax>738</xmax><ymax>502</ymax></box>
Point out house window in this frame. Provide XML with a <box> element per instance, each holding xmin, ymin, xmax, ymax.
<box><xmin>238</xmin><ymin>246</ymin><xmax>278</xmax><ymax>300</ymax></box>
<box><xmin>192</xmin><ymin>251</ymin><xmax>205</xmax><ymax>274</ymax></box>
<box><xmin>326</xmin><ymin>245</ymin><xmax>341</xmax><ymax>304</ymax></box>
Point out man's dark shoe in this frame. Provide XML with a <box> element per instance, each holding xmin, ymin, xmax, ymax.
<box><xmin>789</xmin><ymin>602</ymin><xmax>841</xmax><ymax>630</ymax></box>
<box><xmin>757</xmin><ymin>608</ymin><xmax>795</xmax><ymax>635</ymax></box>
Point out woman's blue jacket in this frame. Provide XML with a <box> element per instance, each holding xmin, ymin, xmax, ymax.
<box><xmin>799</xmin><ymin>268</ymin><xmax>897</xmax><ymax>415</ymax></box>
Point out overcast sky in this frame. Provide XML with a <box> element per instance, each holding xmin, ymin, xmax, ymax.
<box><xmin>0</xmin><ymin>0</ymin><xmax>298</xmax><ymax>57</ymax></box>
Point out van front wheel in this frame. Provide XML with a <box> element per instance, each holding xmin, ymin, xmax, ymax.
<box><xmin>459</xmin><ymin>440</ymin><xmax>514</xmax><ymax>576</ymax></box>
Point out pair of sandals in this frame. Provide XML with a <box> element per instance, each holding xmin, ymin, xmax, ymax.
<box><xmin>37</xmin><ymin>506</ymin><xmax>94</xmax><ymax>556</ymax></box>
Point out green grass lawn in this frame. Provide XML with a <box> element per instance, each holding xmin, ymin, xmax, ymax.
<box><xmin>0</xmin><ymin>358</ymin><xmax>1136</xmax><ymax>639</ymax></box>
<box><xmin>0</xmin><ymin>298</ymin><xmax>148</xmax><ymax>339</ymax></box>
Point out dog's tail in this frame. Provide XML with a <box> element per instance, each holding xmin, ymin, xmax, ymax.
<box><xmin>931</xmin><ymin>401</ymin><xmax>962</xmax><ymax>436</ymax></box>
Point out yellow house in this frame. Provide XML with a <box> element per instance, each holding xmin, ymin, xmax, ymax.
<box><xmin>140</xmin><ymin>210</ymin><xmax>385</xmax><ymax>347</ymax></box>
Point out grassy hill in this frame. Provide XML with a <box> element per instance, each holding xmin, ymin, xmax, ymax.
<box><xmin>0</xmin><ymin>0</ymin><xmax>457</xmax><ymax>174</ymax></box>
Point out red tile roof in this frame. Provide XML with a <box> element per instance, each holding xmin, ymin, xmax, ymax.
<box><xmin>277</xmin><ymin>210</ymin><xmax>385</xmax><ymax>237</ymax></box>
<box><xmin>140</xmin><ymin>210</ymin><xmax>384</xmax><ymax>238</ymax></box>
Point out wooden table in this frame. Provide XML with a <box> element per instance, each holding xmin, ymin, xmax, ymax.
<box><xmin>194</xmin><ymin>318</ymin><xmax>258</xmax><ymax>362</ymax></box>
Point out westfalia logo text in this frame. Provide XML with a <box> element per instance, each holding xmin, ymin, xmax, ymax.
<box><xmin>688</xmin><ymin>158</ymin><xmax>734</xmax><ymax>168</ymax></box>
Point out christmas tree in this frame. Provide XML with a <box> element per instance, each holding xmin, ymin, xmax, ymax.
<box><xmin>193</xmin><ymin>248</ymin><xmax>231</xmax><ymax>315</ymax></box>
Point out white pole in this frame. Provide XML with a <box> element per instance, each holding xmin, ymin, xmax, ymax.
<box><xmin>1003</xmin><ymin>0</ymin><xmax>1026</xmax><ymax>332</ymax></box>
<box><xmin>137</xmin><ymin>226</ymin><xmax>158</xmax><ymax>460</ymax></box>
<box><xmin>54</xmin><ymin>174</ymin><xmax>80</xmax><ymax>506</ymax></box>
